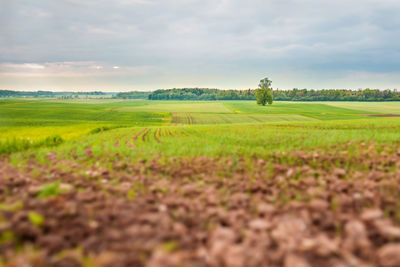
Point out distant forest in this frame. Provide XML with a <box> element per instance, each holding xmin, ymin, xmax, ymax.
<box><xmin>0</xmin><ymin>90</ymin><xmax>109</xmax><ymax>98</ymax></box>
<box><xmin>115</xmin><ymin>91</ymin><xmax>150</xmax><ymax>99</ymax></box>
<box><xmin>147</xmin><ymin>88</ymin><xmax>400</xmax><ymax>101</ymax></box>
<box><xmin>2</xmin><ymin>88</ymin><xmax>400</xmax><ymax>101</ymax></box>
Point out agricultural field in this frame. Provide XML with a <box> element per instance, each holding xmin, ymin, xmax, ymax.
<box><xmin>1</xmin><ymin>99</ymin><xmax>400</xmax><ymax>267</ymax></box>
<box><xmin>324</xmin><ymin>102</ymin><xmax>400</xmax><ymax>115</ymax></box>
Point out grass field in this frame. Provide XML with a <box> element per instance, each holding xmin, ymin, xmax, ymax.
<box><xmin>224</xmin><ymin>101</ymin><xmax>375</xmax><ymax>120</ymax></box>
<box><xmin>325</xmin><ymin>101</ymin><xmax>400</xmax><ymax>114</ymax></box>
<box><xmin>171</xmin><ymin>112</ymin><xmax>316</xmax><ymax>124</ymax></box>
<box><xmin>1</xmin><ymin>99</ymin><xmax>400</xmax><ymax>266</ymax></box>
<box><xmin>116</xmin><ymin>101</ymin><xmax>232</xmax><ymax>113</ymax></box>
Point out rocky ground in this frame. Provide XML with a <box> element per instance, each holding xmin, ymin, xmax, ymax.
<box><xmin>1</xmin><ymin>143</ymin><xmax>400</xmax><ymax>267</ymax></box>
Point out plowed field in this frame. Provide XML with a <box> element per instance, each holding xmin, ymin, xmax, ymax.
<box><xmin>1</xmin><ymin>99</ymin><xmax>400</xmax><ymax>267</ymax></box>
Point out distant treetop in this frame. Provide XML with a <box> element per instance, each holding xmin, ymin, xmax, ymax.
<box><xmin>256</xmin><ymin>78</ymin><xmax>273</xmax><ymax>105</ymax></box>
<box><xmin>146</xmin><ymin>88</ymin><xmax>400</xmax><ymax>101</ymax></box>
<box><xmin>2</xmin><ymin>88</ymin><xmax>400</xmax><ymax>101</ymax></box>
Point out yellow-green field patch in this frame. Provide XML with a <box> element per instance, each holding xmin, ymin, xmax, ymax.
<box><xmin>171</xmin><ymin>113</ymin><xmax>317</xmax><ymax>124</ymax></box>
<box><xmin>0</xmin><ymin>123</ymin><xmax>106</xmax><ymax>142</ymax></box>
<box><xmin>116</xmin><ymin>102</ymin><xmax>233</xmax><ymax>113</ymax></box>
<box><xmin>325</xmin><ymin>102</ymin><xmax>400</xmax><ymax>115</ymax></box>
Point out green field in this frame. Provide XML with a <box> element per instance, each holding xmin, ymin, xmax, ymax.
<box><xmin>0</xmin><ymin>98</ymin><xmax>399</xmax><ymax>158</ymax></box>
<box><xmin>116</xmin><ymin>101</ymin><xmax>232</xmax><ymax>113</ymax></box>
<box><xmin>171</xmin><ymin>112</ymin><xmax>316</xmax><ymax>124</ymax></box>
<box><xmin>2</xmin><ymin>99</ymin><xmax>400</xmax><ymax>266</ymax></box>
<box><xmin>325</xmin><ymin>101</ymin><xmax>400</xmax><ymax>114</ymax></box>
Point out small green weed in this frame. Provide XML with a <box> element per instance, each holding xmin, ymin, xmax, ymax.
<box><xmin>161</xmin><ymin>241</ymin><xmax>179</xmax><ymax>253</ymax></box>
<box><xmin>28</xmin><ymin>211</ymin><xmax>44</xmax><ymax>227</ymax></box>
<box><xmin>37</xmin><ymin>180</ymin><xmax>61</xmax><ymax>199</ymax></box>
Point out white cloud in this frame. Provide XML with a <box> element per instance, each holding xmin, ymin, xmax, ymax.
<box><xmin>1</xmin><ymin>0</ymin><xmax>400</xmax><ymax>90</ymax></box>
<box><xmin>90</xmin><ymin>65</ymin><xmax>104</xmax><ymax>70</ymax></box>
<box><xmin>115</xmin><ymin>0</ymin><xmax>155</xmax><ymax>5</ymax></box>
<box><xmin>0</xmin><ymin>63</ymin><xmax>46</xmax><ymax>70</ymax></box>
<box><xmin>0</xmin><ymin>62</ymin><xmax>153</xmax><ymax>78</ymax></box>
<box><xmin>18</xmin><ymin>6</ymin><xmax>52</xmax><ymax>18</ymax></box>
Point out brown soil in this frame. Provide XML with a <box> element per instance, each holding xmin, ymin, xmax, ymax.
<box><xmin>1</xmin><ymin>144</ymin><xmax>400</xmax><ymax>266</ymax></box>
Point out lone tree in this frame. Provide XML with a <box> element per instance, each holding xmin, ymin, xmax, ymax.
<box><xmin>256</xmin><ymin>77</ymin><xmax>273</xmax><ymax>106</ymax></box>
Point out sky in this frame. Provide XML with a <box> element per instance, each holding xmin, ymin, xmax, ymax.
<box><xmin>0</xmin><ymin>0</ymin><xmax>400</xmax><ymax>91</ymax></box>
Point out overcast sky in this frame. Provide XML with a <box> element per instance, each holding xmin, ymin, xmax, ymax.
<box><xmin>1</xmin><ymin>0</ymin><xmax>400</xmax><ymax>91</ymax></box>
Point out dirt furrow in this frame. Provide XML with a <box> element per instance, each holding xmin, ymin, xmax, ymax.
<box><xmin>141</xmin><ymin>128</ymin><xmax>151</xmax><ymax>142</ymax></box>
<box><xmin>154</xmin><ymin>128</ymin><xmax>162</xmax><ymax>143</ymax></box>
<box><xmin>133</xmin><ymin>128</ymin><xmax>149</xmax><ymax>143</ymax></box>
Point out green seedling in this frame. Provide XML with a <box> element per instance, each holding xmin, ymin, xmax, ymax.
<box><xmin>28</xmin><ymin>211</ymin><xmax>44</xmax><ymax>227</ymax></box>
<box><xmin>37</xmin><ymin>180</ymin><xmax>61</xmax><ymax>199</ymax></box>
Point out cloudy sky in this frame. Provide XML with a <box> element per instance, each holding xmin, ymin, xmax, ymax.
<box><xmin>1</xmin><ymin>0</ymin><xmax>400</xmax><ymax>91</ymax></box>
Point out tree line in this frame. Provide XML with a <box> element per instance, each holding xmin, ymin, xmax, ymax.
<box><xmin>2</xmin><ymin>88</ymin><xmax>400</xmax><ymax>101</ymax></box>
<box><xmin>148</xmin><ymin>88</ymin><xmax>255</xmax><ymax>100</ymax></box>
<box><xmin>114</xmin><ymin>91</ymin><xmax>150</xmax><ymax>99</ymax></box>
<box><xmin>0</xmin><ymin>90</ymin><xmax>107</xmax><ymax>98</ymax></box>
<box><xmin>148</xmin><ymin>88</ymin><xmax>400</xmax><ymax>101</ymax></box>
